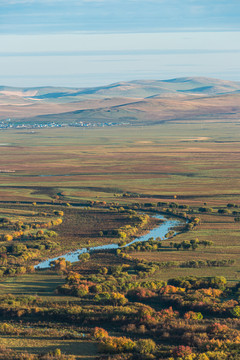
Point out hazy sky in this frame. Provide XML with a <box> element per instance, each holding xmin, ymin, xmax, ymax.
<box><xmin>0</xmin><ymin>0</ymin><xmax>240</xmax><ymax>87</ymax></box>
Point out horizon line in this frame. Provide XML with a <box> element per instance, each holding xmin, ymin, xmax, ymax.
<box><xmin>1</xmin><ymin>76</ymin><xmax>240</xmax><ymax>90</ymax></box>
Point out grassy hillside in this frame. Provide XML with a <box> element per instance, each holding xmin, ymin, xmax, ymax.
<box><xmin>1</xmin><ymin>77</ymin><xmax>240</xmax><ymax>126</ymax></box>
<box><xmin>1</xmin><ymin>77</ymin><xmax>240</xmax><ymax>100</ymax></box>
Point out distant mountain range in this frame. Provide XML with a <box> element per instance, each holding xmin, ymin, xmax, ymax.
<box><xmin>1</xmin><ymin>77</ymin><xmax>240</xmax><ymax>100</ymax></box>
<box><xmin>0</xmin><ymin>77</ymin><xmax>240</xmax><ymax>126</ymax></box>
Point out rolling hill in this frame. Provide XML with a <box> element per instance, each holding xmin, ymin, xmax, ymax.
<box><xmin>0</xmin><ymin>77</ymin><xmax>240</xmax><ymax>126</ymax></box>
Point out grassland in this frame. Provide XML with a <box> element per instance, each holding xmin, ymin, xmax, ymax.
<box><xmin>1</xmin><ymin>121</ymin><xmax>240</xmax><ymax>205</ymax></box>
<box><xmin>0</xmin><ymin>272</ymin><xmax>65</xmax><ymax>297</ymax></box>
<box><xmin>0</xmin><ymin>120</ymin><xmax>240</xmax><ymax>278</ymax></box>
<box><xmin>0</xmin><ymin>337</ymin><xmax>98</xmax><ymax>360</ymax></box>
<box><xmin>0</xmin><ymin>113</ymin><xmax>240</xmax><ymax>359</ymax></box>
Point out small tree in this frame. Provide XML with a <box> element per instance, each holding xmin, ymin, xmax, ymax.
<box><xmin>190</xmin><ymin>239</ymin><xmax>199</xmax><ymax>251</ymax></box>
<box><xmin>78</xmin><ymin>252</ymin><xmax>90</xmax><ymax>262</ymax></box>
<box><xmin>136</xmin><ymin>339</ymin><xmax>156</xmax><ymax>354</ymax></box>
<box><xmin>172</xmin><ymin>345</ymin><xmax>192</xmax><ymax>358</ymax></box>
<box><xmin>231</xmin><ymin>306</ymin><xmax>240</xmax><ymax>318</ymax></box>
<box><xmin>182</xmin><ymin>240</ymin><xmax>191</xmax><ymax>250</ymax></box>
<box><xmin>3</xmin><ymin>234</ymin><xmax>13</xmax><ymax>242</ymax></box>
<box><xmin>93</xmin><ymin>327</ymin><xmax>108</xmax><ymax>340</ymax></box>
<box><xmin>100</xmin><ymin>267</ymin><xmax>108</xmax><ymax>275</ymax></box>
<box><xmin>174</xmin><ymin>243</ymin><xmax>181</xmax><ymax>251</ymax></box>
<box><xmin>50</xmin><ymin>258</ymin><xmax>68</xmax><ymax>272</ymax></box>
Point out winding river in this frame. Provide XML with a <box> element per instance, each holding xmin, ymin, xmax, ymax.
<box><xmin>35</xmin><ymin>214</ymin><xmax>184</xmax><ymax>269</ymax></box>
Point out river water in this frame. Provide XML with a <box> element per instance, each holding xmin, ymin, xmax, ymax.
<box><xmin>35</xmin><ymin>213</ymin><xmax>183</xmax><ymax>269</ymax></box>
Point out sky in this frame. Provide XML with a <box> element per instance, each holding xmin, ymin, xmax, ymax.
<box><xmin>0</xmin><ymin>0</ymin><xmax>240</xmax><ymax>87</ymax></box>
